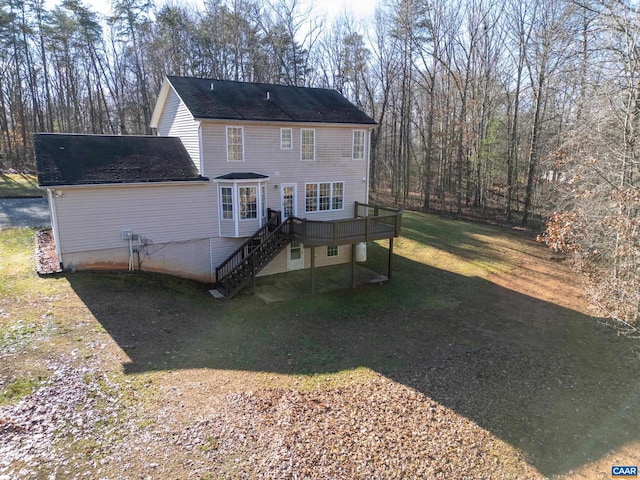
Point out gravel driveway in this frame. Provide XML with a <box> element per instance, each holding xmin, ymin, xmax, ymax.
<box><xmin>0</xmin><ymin>197</ymin><xmax>50</xmax><ymax>228</ymax></box>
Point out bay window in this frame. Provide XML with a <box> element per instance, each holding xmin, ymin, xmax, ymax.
<box><xmin>239</xmin><ymin>186</ymin><xmax>257</xmax><ymax>219</ymax></box>
<box><xmin>216</xmin><ymin>173</ymin><xmax>269</xmax><ymax>237</ymax></box>
<box><xmin>221</xmin><ymin>186</ymin><xmax>233</xmax><ymax>220</ymax></box>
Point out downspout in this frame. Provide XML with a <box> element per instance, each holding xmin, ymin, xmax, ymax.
<box><xmin>198</xmin><ymin>122</ymin><xmax>204</xmax><ymax>175</ymax></box>
<box><xmin>47</xmin><ymin>189</ymin><xmax>63</xmax><ymax>269</ymax></box>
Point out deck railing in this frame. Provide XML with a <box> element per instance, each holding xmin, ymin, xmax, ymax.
<box><xmin>214</xmin><ymin>209</ymin><xmax>289</xmax><ymax>289</ymax></box>
<box><xmin>214</xmin><ymin>203</ymin><xmax>401</xmax><ymax>297</ymax></box>
<box><xmin>289</xmin><ymin>201</ymin><xmax>402</xmax><ymax>246</ymax></box>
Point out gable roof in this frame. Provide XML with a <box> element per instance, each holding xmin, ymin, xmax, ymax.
<box><xmin>151</xmin><ymin>76</ymin><xmax>376</xmax><ymax>127</ymax></box>
<box><xmin>34</xmin><ymin>134</ymin><xmax>207</xmax><ymax>187</ymax></box>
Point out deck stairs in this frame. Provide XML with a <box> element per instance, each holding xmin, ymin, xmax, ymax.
<box><xmin>213</xmin><ymin>203</ymin><xmax>402</xmax><ymax>299</ymax></box>
<box><xmin>214</xmin><ymin>211</ymin><xmax>292</xmax><ymax>299</ymax></box>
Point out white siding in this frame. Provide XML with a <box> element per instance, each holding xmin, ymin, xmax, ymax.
<box><xmin>258</xmin><ymin>244</ymin><xmax>352</xmax><ymax>277</ymax></box>
<box><xmin>210</xmin><ymin>237</ymin><xmax>246</xmax><ymax>269</ymax></box>
<box><xmin>237</xmin><ymin>218</ymin><xmax>261</xmax><ymax>237</ymax></box>
<box><xmin>156</xmin><ymin>88</ymin><xmax>201</xmax><ymax>171</ymax></box>
<box><xmin>151</xmin><ymin>102</ymin><xmax>373</xmax><ymax>278</ymax></box>
<box><xmin>54</xmin><ymin>183</ymin><xmax>216</xmax><ymax>254</ymax></box>
<box><xmin>200</xmin><ymin>122</ymin><xmax>369</xmax><ymax>220</ymax></box>
<box><xmin>219</xmin><ymin>219</ymin><xmax>235</xmax><ymax>237</ymax></box>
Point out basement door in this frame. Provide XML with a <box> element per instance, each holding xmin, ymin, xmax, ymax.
<box><xmin>287</xmin><ymin>241</ymin><xmax>304</xmax><ymax>271</ymax></box>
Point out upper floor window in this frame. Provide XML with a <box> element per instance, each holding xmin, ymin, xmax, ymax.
<box><xmin>281</xmin><ymin>128</ymin><xmax>292</xmax><ymax>149</ymax></box>
<box><xmin>226</xmin><ymin>126</ymin><xmax>244</xmax><ymax>162</ymax></box>
<box><xmin>353</xmin><ymin>130</ymin><xmax>365</xmax><ymax>160</ymax></box>
<box><xmin>301</xmin><ymin>128</ymin><xmax>315</xmax><ymax>161</ymax></box>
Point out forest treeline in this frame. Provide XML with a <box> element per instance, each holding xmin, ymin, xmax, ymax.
<box><xmin>2</xmin><ymin>0</ymin><xmax>640</xmax><ymax>330</ymax></box>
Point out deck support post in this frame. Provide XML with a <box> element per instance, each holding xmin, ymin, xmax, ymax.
<box><xmin>351</xmin><ymin>243</ymin><xmax>356</xmax><ymax>288</ymax></box>
<box><xmin>388</xmin><ymin>238</ymin><xmax>394</xmax><ymax>280</ymax></box>
<box><xmin>311</xmin><ymin>246</ymin><xmax>316</xmax><ymax>294</ymax></box>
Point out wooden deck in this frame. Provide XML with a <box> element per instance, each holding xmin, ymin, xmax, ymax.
<box><xmin>287</xmin><ymin>202</ymin><xmax>402</xmax><ymax>247</ymax></box>
<box><xmin>214</xmin><ymin>202</ymin><xmax>402</xmax><ymax>298</ymax></box>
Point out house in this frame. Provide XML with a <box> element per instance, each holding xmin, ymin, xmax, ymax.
<box><xmin>35</xmin><ymin>76</ymin><xmax>401</xmax><ymax>297</ymax></box>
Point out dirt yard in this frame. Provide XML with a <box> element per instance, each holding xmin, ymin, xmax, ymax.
<box><xmin>1</xmin><ymin>213</ymin><xmax>639</xmax><ymax>479</ymax></box>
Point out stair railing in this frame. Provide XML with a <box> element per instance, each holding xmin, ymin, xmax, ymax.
<box><xmin>215</xmin><ymin>211</ymin><xmax>292</xmax><ymax>296</ymax></box>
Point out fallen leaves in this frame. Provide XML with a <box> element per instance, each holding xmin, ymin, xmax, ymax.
<box><xmin>34</xmin><ymin>229</ymin><xmax>60</xmax><ymax>275</ymax></box>
<box><xmin>0</xmin><ymin>361</ymin><xmax>134</xmax><ymax>479</ymax></box>
<box><xmin>176</xmin><ymin>373</ymin><xmax>542</xmax><ymax>479</ymax></box>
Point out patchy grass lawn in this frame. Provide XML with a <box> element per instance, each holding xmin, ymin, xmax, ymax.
<box><xmin>1</xmin><ymin>213</ymin><xmax>639</xmax><ymax>479</ymax></box>
<box><xmin>0</xmin><ymin>173</ymin><xmax>41</xmax><ymax>198</ymax></box>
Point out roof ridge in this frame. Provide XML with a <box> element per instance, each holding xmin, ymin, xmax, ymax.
<box><xmin>166</xmin><ymin>75</ymin><xmax>339</xmax><ymax>93</ymax></box>
<box><xmin>165</xmin><ymin>76</ymin><xmax>376</xmax><ymax>125</ymax></box>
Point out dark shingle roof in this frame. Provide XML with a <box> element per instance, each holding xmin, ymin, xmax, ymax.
<box><xmin>34</xmin><ymin>134</ymin><xmax>207</xmax><ymax>187</ymax></box>
<box><xmin>167</xmin><ymin>76</ymin><xmax>376</xmax><ymax>125</ymax></box>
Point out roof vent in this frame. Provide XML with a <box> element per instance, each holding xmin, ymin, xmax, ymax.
<box><xmin>210</xmin><ymin>82</ymin><xmax>214</xmax><ymax>91</ymax></box>
<box><xmin>266</xmin><ymin>91</ymin><xmax>270</xmax><ymax>100</ymax></box>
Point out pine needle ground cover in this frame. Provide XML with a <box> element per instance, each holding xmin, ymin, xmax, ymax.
<box><xmin>1</xmin><ymin>213</ymin><xmax>639</xmax><ymax>479</ymax></box>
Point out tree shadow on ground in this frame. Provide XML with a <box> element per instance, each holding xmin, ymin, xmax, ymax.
<box><xmin>66</xmin><ymin>242</ymin><xmax>640</xmax><ymax>478</ymax></box>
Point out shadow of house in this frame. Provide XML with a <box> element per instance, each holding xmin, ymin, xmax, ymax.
<box><xmin>65</xmin><ymin>241</ymin><xmax>640</xmax><ymax>478</ymax></box>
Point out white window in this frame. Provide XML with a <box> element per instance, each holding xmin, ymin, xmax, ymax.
<box><xmin>217</xmin><ymin>180</ymin><xmax>268</xmax><ymax>237</ymax></box>
<box><xmin>239</xmin><ymin>186</ymin><xmax>257</xmax><ymax>219</ymax></box>
<box><xmin>290</xmin><ymin>241</ymin><xmax>302</xmax><ymax>260</ymax></box>
<box><xmin>221</xmin><ymin>186</ymin><xmax>233</xmax><ymax>220</ymax></box>
<box><xmin>226</xmin><ymin>126</ymin><xmax>243</xmax><ymax>162</ymax></box>
<box><xmin>332</xmin><ymin>182</ymin><xmax>344</xmax><ymax>210</ymax></box>
<box><xmin>327</xmin><ymin>245</ymin><xmax>338</xmax><ymax>257</ymax></box>
<box><xmin>301</xmin><ymin>128</ymin><xmax>315</xmax><ymax>161</ymax></box>
<box><xmin>305</xmin><ymin>183</ymin><xmax>317</xmax><ymax>212</ymax></box>
<box><xmin>281</xmin><ymin>128</ymin><xmax>292</xmax><ymax>149</ymax></box>
<box><xmin>319</xmin><ymin>182</ymin><xmax>331</xmax><ymax>211</ymax></box>
<box><xmin>353</xmin><ymin>130</ymin><xmax>365</xmax><ymax>160</ymax></box>
<box><xmin>305</xmin><ymin>181</ymin><xmax>344</xmax><ymax>213</ymax></box>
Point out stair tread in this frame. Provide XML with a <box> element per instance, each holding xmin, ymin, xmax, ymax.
<box><xmin>216</xmin><ymin>221</ymin><xmax>292</xmax><ymax>298</ymax></box>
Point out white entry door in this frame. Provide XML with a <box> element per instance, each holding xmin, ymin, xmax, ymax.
<box><xmin>282</xmin><ymin>184</ymin><xmax>303</xmax><ymax>270</ymax></box>
<box><xmin>287</xmin><ymin>241</ymin><xmax>304</xmax><ymax>270</ymax></box>
<box><xmin>281</xmin><ymin>183</ymin><xmax>297</xmax><ymax>220</ymax></box>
